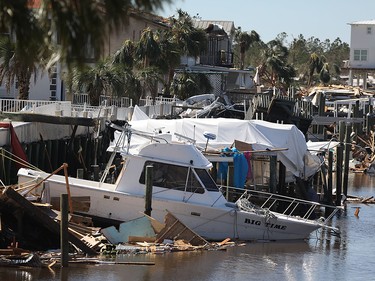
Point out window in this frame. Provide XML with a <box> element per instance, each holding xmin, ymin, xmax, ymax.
<box><xmin>139</xmin><ymin>161</ymin><xmax>205</xmax><ymax>194</ymax></box>
<box><xmin>194</xmin><ymin>168</ymin><xmax>220</xmax><ymax>191</ymax></box>
<box><xmin>367</xmin><ymin>27</ymin><xmax>372</xmax><ymax>34</ymax></box>
<box><xmin>354</xmin><ymin>49</ymin><xmax>368</xmax><ymax>61</ymax></box>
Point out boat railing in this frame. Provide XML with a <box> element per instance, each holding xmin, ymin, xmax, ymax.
<box><xmin>223</xmin><ymin>186</ymin><xmax>340</xmax><ymax>224</ymax></box>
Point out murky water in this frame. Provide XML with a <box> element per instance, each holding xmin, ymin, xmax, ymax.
<box><xmin>1</xmin><ymin>173</ymin><xmax>374</xmax><ymax>281</ymax></box>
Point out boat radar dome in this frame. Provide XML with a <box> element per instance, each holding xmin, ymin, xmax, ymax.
<box><xmin>203</xmin><ymin>131</ymin><xmax>216</xmax><ymax>152</ymax></box>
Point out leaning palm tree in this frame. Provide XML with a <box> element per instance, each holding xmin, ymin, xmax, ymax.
<box><xmin>153</xmin><ymin>30</ymin><xmax>182</xmax><ymax>96</ymax></box>
<box><xmin>112</xmin><ymin>40</ymin><xmax>136</xmax><ymax>68</ymax></box>
<box><xmin>308</xmin><ymin>53</ymin><xmax>324</xmax><ymax>86</ymax></box>
<box><xmin>235</xmin><ymin>29</ymin><xmax>260</xmax><ymax>69</ymax></box>
<box><xmin>135</xmin><ymin>28</ymin><xmax>162</xmax><ymax>69</ymax></box>
<box><xmin>258</xmin><ymin>39</ymin><xmax>296</xmax><ymax>89</ymax></box>
<box><xmin>319</xmin><ymin>63</ymin><xmax>331</xmax><ymax>85</ymax></box>
<box><xmin>133</xmin><ymin>28</ymin><xmax>163</xmax><ymax>101</ymax></box>
<box><xmin>169</xmin><ymin>10</ymin><xmax>207</xmax><ymax>58</ymax></box>
<box><xmin>157</xmin><ymin>10</ymin><xmax>207</xmax><ymax>96</ymax></box>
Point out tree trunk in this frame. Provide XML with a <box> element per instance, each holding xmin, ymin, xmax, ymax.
<box><xmin>17</xmin><ymin>70</ymin><xmax>31</xmax><ymax>100</ymax></box>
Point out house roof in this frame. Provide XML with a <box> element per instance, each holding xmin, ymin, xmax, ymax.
<box><xmin>193</xmin><ymin>20</ymin><xmax>235</xmax><ymax>36</ymax></box>
<box><xmin>349</xmin><ymin>20</ymin><xmax>375</xmax><ymax>25</ymax></box>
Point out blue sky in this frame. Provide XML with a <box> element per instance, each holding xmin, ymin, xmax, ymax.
<box><xmin>157</xmin><ymin>0</ymin><xmax>375</xmax><ymax>44</ymax></box>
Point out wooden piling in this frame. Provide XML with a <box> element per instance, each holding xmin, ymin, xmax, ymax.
<box><xmin>318</xmin><ymin>94</ymin><xmax>326</xmax><ymax>139</ymax></box>
<box><xmin>278</xmin><ymin>161</ymin><xmax>286</xmax><ymax>195</ymax></box>
<box><xmin>335</xmin><ymin>144</ymin><xmax>344</xmax><ymax>206</ymax></box>
<box><xmin>324</xmin><ymin>149</ymin><xmax>334</xmax><ymax>217</ymax></box>
<box><xmin>353</xmin><ymin>100</ymin><xmax>361</xmax><ymax>135</ymax></box>
<box><xmin>145</xmin><ymin>165</ymin><xmax>153</xmax><ymax>216</ymax></box>
<box><xmin>34</xmin><ymin>142</ymin><xmax>41</xmax><ymax>170</ymax></box>
<box><xmin>92</xmin><ymin>165</ymin><xmax>99</xmax><ymax>181</ymax></box>
<box><xmin>327</xmin><ymin>150</ymin><xmax>333</xmax><ymax>203</ymax></box>
<box><xmin>339</xmin><ymin>121</ymin><xmax>346</xmax><ymax>142</ymax></box>
<box><xmin>60</xmin><ymin>194</ymin><xmax>69</xmax><ymax>267</ymax></box>
<box><xmin>269</xmin><ymin>155</ymin><xmax>277</xmax><ymax>193</ymax></box>
<box><xmin>342</xmin><ymin>123</ymin><xmax>351</xmax><ymax>198</ymax></box>
<box><xmin>367</xmin><ymin>114</ymin><xmax>375</xmax><ymax>134</ymax></box>
<box><xmin>52</xmin><ymin>139</ymin><xmax>59</xmax><ymax>171</ymax></box>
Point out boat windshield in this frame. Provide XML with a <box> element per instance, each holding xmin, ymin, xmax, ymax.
<box><xmin>139</xmin><ymin>161</ymin><xmax>206</xmax><ymax>194</ymax></box>
<box><xmin>193</xmin><ymin>168</ymin><xmax>220</xmax><ymax>192</ymax></box>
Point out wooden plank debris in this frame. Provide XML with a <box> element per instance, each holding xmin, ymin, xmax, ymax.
<box><xmin>360</xmin><ymin>196</ymin><xmax>374</xmax><ymax>203</ymax></box>
<box><xmin>155</xmin><ymin>211</ymin><xmax>208</xmax><ymax>246</ymax></box>
<box><xmin>0</xmin><ymin>186</ymin><xmax>97</xmax><ymax>255</ymax></box>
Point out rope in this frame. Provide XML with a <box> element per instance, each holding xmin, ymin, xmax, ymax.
<box><xmin>0</xmin><ymin>148</ymin><xmax>41</xmax><ymax>171</ymax></box>
<box><xmin>236</xmin><ymin>197</ymin><xmax>266</xmax><ymax>216</ymax></box>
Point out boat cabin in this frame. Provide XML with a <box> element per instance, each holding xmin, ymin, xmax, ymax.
<box><xmin>115</xmin><ymin>142</ymin><xmax>229</xmax><ymax>207</ymax></box>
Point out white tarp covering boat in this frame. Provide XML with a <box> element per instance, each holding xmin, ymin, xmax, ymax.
<box><xmin>113</xmin><ymin>106</ymin><xmax>320</xmax><ymax>179</ymax></box>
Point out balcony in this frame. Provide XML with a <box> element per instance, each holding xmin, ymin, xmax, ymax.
<box><xmin>199</xmin><ymin>51</ymin><xmax>234</xmax><ymax>68</ymax></box>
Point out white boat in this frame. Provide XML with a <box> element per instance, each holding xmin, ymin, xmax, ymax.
<box><xmin>17</xmin><ymin>123</ymin><xmax>339</xmax><ymax>241</ymax></box>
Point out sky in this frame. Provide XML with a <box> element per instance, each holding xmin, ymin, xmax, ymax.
<box><xmin>157</xmin><ymin>0</ymin><xmax>375</xmax><ymax>44</ymax></box>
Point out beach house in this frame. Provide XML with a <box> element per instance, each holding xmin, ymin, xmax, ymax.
<box><xmin>346</xmin><ymin>20</ymin><xmax>375</xmax><ymax>88</ymax></box>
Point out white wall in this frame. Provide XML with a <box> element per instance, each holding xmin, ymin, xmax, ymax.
<box><xmin>350</xmin><ymin>24</ymin><xmax>375</xmax><ymax>68</ymax></box>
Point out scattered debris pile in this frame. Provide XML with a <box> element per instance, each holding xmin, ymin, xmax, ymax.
<box><xmin>0</xmin><ymin>186</ymin><xmax>240</xmax><ymax>268</ymax></box>
<box><xmin>350</xmin><ymin>131</ymin><xmax>375</xmax><ymax>173</ymax></box>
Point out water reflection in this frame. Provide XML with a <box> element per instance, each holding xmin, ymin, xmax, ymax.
<box><xmin>349</xmin><ymin>173</ymin><xmax>375</xmax><ymax>193</ymax></box>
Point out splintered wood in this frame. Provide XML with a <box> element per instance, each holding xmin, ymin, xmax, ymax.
<box><xmin>156</xmin><ymin>212</ymin><xmax>208</xmax><ymax>246</ymax></box>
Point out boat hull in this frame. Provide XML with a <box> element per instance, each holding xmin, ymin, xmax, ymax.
<box><xmin>18</xmin><ymin>170</ymin><xmax>320</xmax><ymax>241</ymax></box>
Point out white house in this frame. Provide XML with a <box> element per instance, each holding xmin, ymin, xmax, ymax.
<box><xmin>347</xmin><ymin>20</ymin><xmax>375</xmax><ymax>88</ymax></box>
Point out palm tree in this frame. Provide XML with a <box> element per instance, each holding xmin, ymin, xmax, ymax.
<box><xmin>167</xmin><ymin>10</ymin><xmax>207</xmax><ymax>58</ymax></box>
<box><xmin>319</xmin><ymin>63</ymin><xmax>331</xmax><ymax>85</ymax></box>
<box><xmin>308</xmin><ymin>53</ymin><xmax>324</xmax><ymax>85</ymax></box>
<box><xmin>170</xmin><ymin>71</ymin><xmax>213</xmax><ymax>100</ymax></box>
<box><xmin>0</xmin><ymin>28</ymin><xmax>47</xmax><ymax>100</ymax></box>
<box><xmin>65</xmin><ymin>60</ymin><xmax>127</xmax><ymax>106</ymax></box>
<box><xmin>137</xmin><ymin>67</ymin><xmax>164</xmax><ymax>101</ymax></box>
<box><xmin>135</xmin><ymin>28</ymin><xmax>161</xmax><ymax>68</ymax></box>
<box><xmin>111</xmin><ymin>9</ymin><xmax>208</xmax><ymax>101</ymax></box>
<box><xmin>153</xmin><ymin>30</ymin><xmax>181</xmax><ymax>96</ymax></box>
<box><xmin>258</xmin><ymin>39</ymin><xmax>296</xmax><ymax>89</ymax></box>
<box><xmin>235</xmin><ymin>29</ymin><xmax>260</xmax><ymax>69</ymax></box>
<box><xmin>160</xmin><ymin>10</ymin><xmax>207</xmax><ymax>96</ymax></box>
<box><xmin>112</xmin><ymin>40</ymin><xmax>136</xmax><ymax>68</ymax></box>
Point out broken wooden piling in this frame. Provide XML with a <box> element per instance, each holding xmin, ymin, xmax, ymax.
<box><xmin>60</xmin><ymin>194</ymin><xmax>69</xmax><ymax>267</ymax></box>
